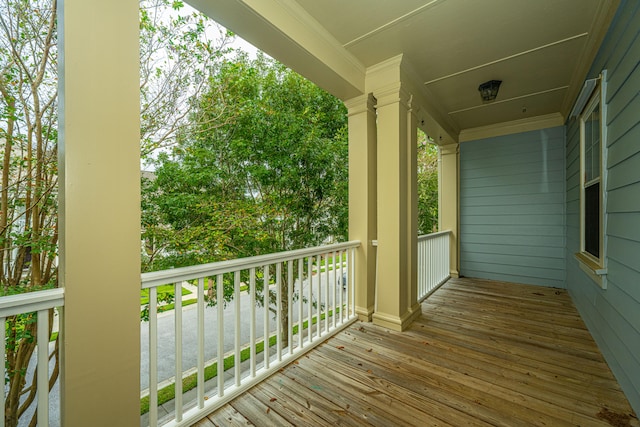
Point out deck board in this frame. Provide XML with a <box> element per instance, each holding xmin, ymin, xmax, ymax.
<box><xmin>197</xmin><ymin>278</ymin><xmax>639</xmax><ymax>426</ymax></box>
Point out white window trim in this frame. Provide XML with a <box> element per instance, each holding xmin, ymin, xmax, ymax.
<box><xmin>575</xmin><ymin>70</ymin><xmax>608</xmax><ymax>289</ymax></box>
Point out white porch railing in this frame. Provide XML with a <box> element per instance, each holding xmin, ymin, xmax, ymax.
<box><xmin>0</xmin><ymin>287</ymin><xmax>64</xmax><ymax>427</ymax></box>
<box><xmin>141</xmin><ymin>241</ymin><xmax>359</xmax><ymax>427</ymax></box>
<box><xmin>417</xmin><ymin>230</ymin><xmax>451</xmax><ymax>301</ymax></box>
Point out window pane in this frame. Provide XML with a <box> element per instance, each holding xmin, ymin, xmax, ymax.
<box><xmin>584</xmin><ymin>104</ymin><xmax>600</xmax><ymax>182</ymax></box>
<box><xmin>585</xmin><ymin>146</ymin><xmax>592</xmax><ymax>180</ymax></box>
<box><xmin>592</xmin><ymin>105</ymin><xmax>600</xmax><ymax>179</ymax></box>
<box><xmin>585</xmin><ymin>182</ymin><xmax>600</xmax><ymax>258</ymax></box>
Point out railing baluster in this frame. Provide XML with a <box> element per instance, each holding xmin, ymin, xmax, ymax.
<box><xmin>417</xmin><ymin>231</ymin><xmax>452</xmax><ymax>302</ymax></box>
<box><xmin>137</xmin><ymin>241</ymin><xmax>360</xmax><ymax>426</ymax></box>
<box><xmin>1</xmin><ymin>317</ymin><xmax>5</xmax><ymax>427</ymax></box>
<box><xmin>428</xmin><ymin>238</ymin><xmax>432</xmax><ymax>294</ymax></box>
<box><xmin>174</xmin><ymin>281</ymin><xmax>183</xmax><ymax>422</ymax></box>
<box><xmin>149</xmin><ymin>287</ymin><xmax>158</xmax><ymax>427</ymax></box>
<box><xmin>234</xmin><ymin>271</ymin><xmax>241</xmax><ymax>386</ymax></box>
<box><xmin>332</xmin><ymin>251</ymin><xmax>337</xmax><ymax>329</ymax></box>
<box><xmin>297</xmin><ymin>258</ymin><xmax>304</xmax><ymax>349</ymax></box>
<box><xmin>316</xmin><ymin>254</ymin><xmax>321</xmax><ymax>338</ymax></box>
<box><xmin>307</xmin><ymin>256</ymin><xmax>313</xmax><ymax>343</ymax></box>
<box><xmin>324</xmin><ymin>253</ymin><xmax>329</xmax><ymax>334</ymax></box>
<box><xmin>445</xmin><ymin>233</ymin><xmax>451</xmax><ymax>278</ymax></box>
<box><xmin>276</xmin><ymin>262</ymin><xmax>282</xmax><ymax>362</ymax></box>
<box><xmin>350</xmin><ymin>247</ymin><xmax>356</xmax><ymax>317</ymax></box>
<box><xmin>439</xmin><ymin>238</ymin><xmax>442</xmax><ymax>288</ymax></box>
<box><xmin>0</xmin><ymin>289</ymin><xmax>64</xmax><ymax>427</ymax></box>
<box><xmin>217</xmin><ymin>274</ymin><xmax>224</xmax><ymax>397</ymax></box>
<box><xmin>421</xmin><ymin>238</ymin><xmax>425</xmax><ymax>295</ymax></box>
<box><xmin>36</xmin><ymin>309</ymin><xmax>49</xmax><ymax>426</ymax></box>
<box><xmin>438</xmin><ymin>237</ymin><xmax>443</xmax><ymax>286</ymax></box>
<box><xmin>197</xmin><ymin>278</ymin><xmax>205</xmax><ymax>409</ymax></box>
<box><xmin>263</xmin><ymin>265</ymin><xmax>270</xmax><ymax>370</ymax></box>
<box><xmin>339</xmin><ymin>250</ymin><xmax>344</xmax><ymax>324</ymax></box>
<box><xmin>250</xmin><ymin>268</ymin><xmax>256</xmax><ymax>377</ymax></box>
<box><xmin>428</xmin><ymin>238</ymin><xmax>432</xmax><ymax>292</ymax></box>
<box><xmin>436</xmin><ymin>240</ymin><xmax>439</xmax><ymax>287</ymax></box>
<box><xmin>287</xmin><ymin>260</ymin><xmax>293</xmax><ymax>355</ymax></box>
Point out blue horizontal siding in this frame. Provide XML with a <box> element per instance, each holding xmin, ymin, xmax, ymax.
<box><xmin>463</xmin><ymin>170</ymin><xmax>565</xmax><ymax>189</ymax></box>
<box><xmin>565</xmin><ymin>0</ymin><xmax>640</xmax><ymax>414</ymax></box>
<box><xmin>608</xmin><ymin>123</ymin><xmax>640</xmax><ymax>167</ymax></box>
<box><xmin>463</xmin><ymin>204</ymin><xmax>564</xmax><ymax>216</ymax></box>
<box><xmin>463</xmin><ymin>233</ymin><xmax>564</xmax><ymax>248</ymax></box>
<box><xmin>607</xmin><ymin>151</ymin><xmax>640</xmax><ymax>190</ymax></box>
<box><xmin>461</xmin><ymin>214</ymin><xmax>564</xmax><ymax>226</ymax></box>
<box><xmin>608</xmin><ymin>183</ymin><xmax>640</xmax><ymax>212</ymax></box>
<box><xmin>460</xmin><ymin>126</ymin><xmax>566</xmax><ymax>288</ymax></box>
<box><xmin>461</xmin><ymin>242</ymin><xmax>565</xmax><ymax>259</ymax></box>
<box><xmin>460</xmin><ymin>268</ymin><xmax>565</xmax><ymax>288</ymax></box>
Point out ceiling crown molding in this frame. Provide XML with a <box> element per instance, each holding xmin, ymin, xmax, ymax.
<box><xmin>459</xmin><ymin>113</ymin><xmax>565</xmax><ymax>142</ymax></box>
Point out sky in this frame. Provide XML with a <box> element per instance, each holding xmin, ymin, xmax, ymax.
<box><xmin>141</xmin><ymin>1</ymin><xmax>262</xmax><ymax>171</ymax></box>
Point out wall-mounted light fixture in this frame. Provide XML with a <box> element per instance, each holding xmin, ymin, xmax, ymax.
<box><xmin>478</xmin><ymin>80</ymin><xmax>502</xmax><ymax>103</ymax></box>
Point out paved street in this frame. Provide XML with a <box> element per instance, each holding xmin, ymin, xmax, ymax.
<box><xmin>140</xmin><ymin>268</ymin><xmax>344</xmax><ymax>391</ymax></box>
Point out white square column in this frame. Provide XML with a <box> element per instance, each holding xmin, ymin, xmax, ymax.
<box><xmin>346</xmin><ymin>94</ymin><xmax>378</xmax><ymax>320</ymax></box>
<box><xmin>58</xmin><ymin>0</ymin><xmax>141</xmax><ymax>425</ymax></box>
<box><xmin>372</xmin><ymin>83</ymin><xmax>420</xmax><ymax>331</ymax></box>
<box><xmin>439</xmin><ymin>143</ymin><xmax>460</xmax><ymax>277</ymax></box>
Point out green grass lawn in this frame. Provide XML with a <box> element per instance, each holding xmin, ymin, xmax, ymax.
<box><xmin>140</xmin><ymin>308</ymin><xmax>340</xmax><ymax>415</ymax></box>
<box><xmin>316</xmin><ymin>255</ymin><xmax>348</xmax><ymax>273</ymax></box>
<box><xmin>319</xmin><ymin>252</ymin><xmax>346</xmax><ymax>266</ymax></box>
<box><xmin>140</xmin><ymin>284</ymin><xmax>191</xmax><ymax>305</ymax></box>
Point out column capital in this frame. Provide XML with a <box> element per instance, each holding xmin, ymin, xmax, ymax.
<box><xmin>374</xmin><ymin>82</ymin><xmax>412</xmax><ymax>110</ymax></box>
<box><xmin>345</xmin><ymin>93</ymin><xmax>376</xmax><ymax>116</ymax></box>
<box><xmin>440</xmin><ymin>143</ymin><xmax>459</xmax><ymax>156</ymax></box>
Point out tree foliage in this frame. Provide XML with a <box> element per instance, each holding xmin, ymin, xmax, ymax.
<box><xmin>139</xmin><ymin>0</ymin><xmax>234</xmax><ymax>159</ymax></box>
<box><xmin>0</xmin><ymin>0</ymin><xmax>233</xmax><ymax>424</ymax></box>
<box><xmin>143</xmin><ymin>54</ymin><xmax>348</xmax><ymax>271</ymax></box>
<box><xmin>142</xmin><ymin>54</ymin><xmax>349</xmax><ymax>345</ymax></box>
<box><xmin>0</xmin><ymin>0</ymin><xmax>58</xmax><ymax>425</ymax></box>
<box><xmin>417</xmin><ymin>130</ymin><xmax>439</xmax><ymax>234</ymax></box>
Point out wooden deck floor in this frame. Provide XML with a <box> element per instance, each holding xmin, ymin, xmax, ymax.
<box><xmin>195</xmin><ymin>277</ymin><xmax>639</xmax><ymax>426</ymax></box>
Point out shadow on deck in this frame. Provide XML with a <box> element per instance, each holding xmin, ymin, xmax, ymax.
<box><xmin>195</xmin><ymin>277</ymin><xmax>639</xmax><ymax>426</ymax></box>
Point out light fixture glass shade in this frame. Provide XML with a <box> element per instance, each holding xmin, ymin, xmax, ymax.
<box><xmin>478</xmin><ymin>80</ymin><xmax>502</xmax><ymax>102</ymax></box>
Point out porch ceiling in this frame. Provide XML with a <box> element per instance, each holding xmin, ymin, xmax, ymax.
<box><xmin>190</xmin><ymin>0</ymin><xmax>619</xmax><ymax>139</ymax></box>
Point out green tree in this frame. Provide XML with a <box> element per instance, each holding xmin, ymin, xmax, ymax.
<box><xmin>0</xmin><ymin>0</ymin><xmax>233</xmax><ymax>424</ymax></box>
<box><xmin>139</xmin><ymin>0</ymin><xmax>234</xmax><ymax>159</ymax></box>
<box><xmin>143</xmin><ymin>54</ymin><xmax>349</xmax><ymax>344</ymax></box>
<box><xmin>417</xmin><ymin>130</ymin><xmax>439</xmax><ymax>234</ymax></box>
<box><xmin>144</xmin><ymin>54</ymin><xmax>348</xmax><ymax>266</ymax></box>
<box><xmin>0</xmin><ymin>1</ymin><xmax>59</xmax><ymax>425</ymax></box>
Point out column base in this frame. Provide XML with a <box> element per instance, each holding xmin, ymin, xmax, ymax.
<box><xmin>372</xmin><ymin>305</ymin><xmax>422</xmax><ymax>331</ymax></box>
<box><xmin>356</xmin><ymin>305</ymin><xmax>374</xmax><ymax>322</ymax></box>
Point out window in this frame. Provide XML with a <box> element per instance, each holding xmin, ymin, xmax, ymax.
<box><xmin>575</xmin><ymin>71</ymin><xmax>607</xmax><ymax>288</ymax></box>
<box><xmin>582</xmin><ymin>97</ymin><xmax>601</xmax><ymax>258</ymax></box>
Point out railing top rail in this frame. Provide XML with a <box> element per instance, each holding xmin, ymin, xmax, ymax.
<box><xmin>141</xmin><ymin>240</ymin><xmax>361</xmax><ymax>289</ymax></box>
<box><xmin>418</xmin><ymin>230</ymin><xmax>452</xmax><ymax>241</ymax></box>
<box><xmin>0</xmin><ymin>287</ymin><xmax>65</xmax><ymax>318</ymax></box>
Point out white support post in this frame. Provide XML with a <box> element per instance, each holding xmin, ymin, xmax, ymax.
<box><xmin>58</xmin><ymin>0</ymin><xmax>141</xmax><ymax>425</ymax></box>
<box><xmin>249</xmin><ymin>268</ymin><xmax>256</xmax><ymax>377</ymax></box>
<box><xmin>175</xmin><ymin>281</ymin><xmax>183</xmax><ymax>422</ymax></box>
<box><xmin>197</xmin><ymin>277</ymin><xmax>205</xmax><ymax>408</ymax></box>
<box><xmin>36</xmin><ymin>310</ymin><xmax>49</xmax><ymax>426</ymax></box>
